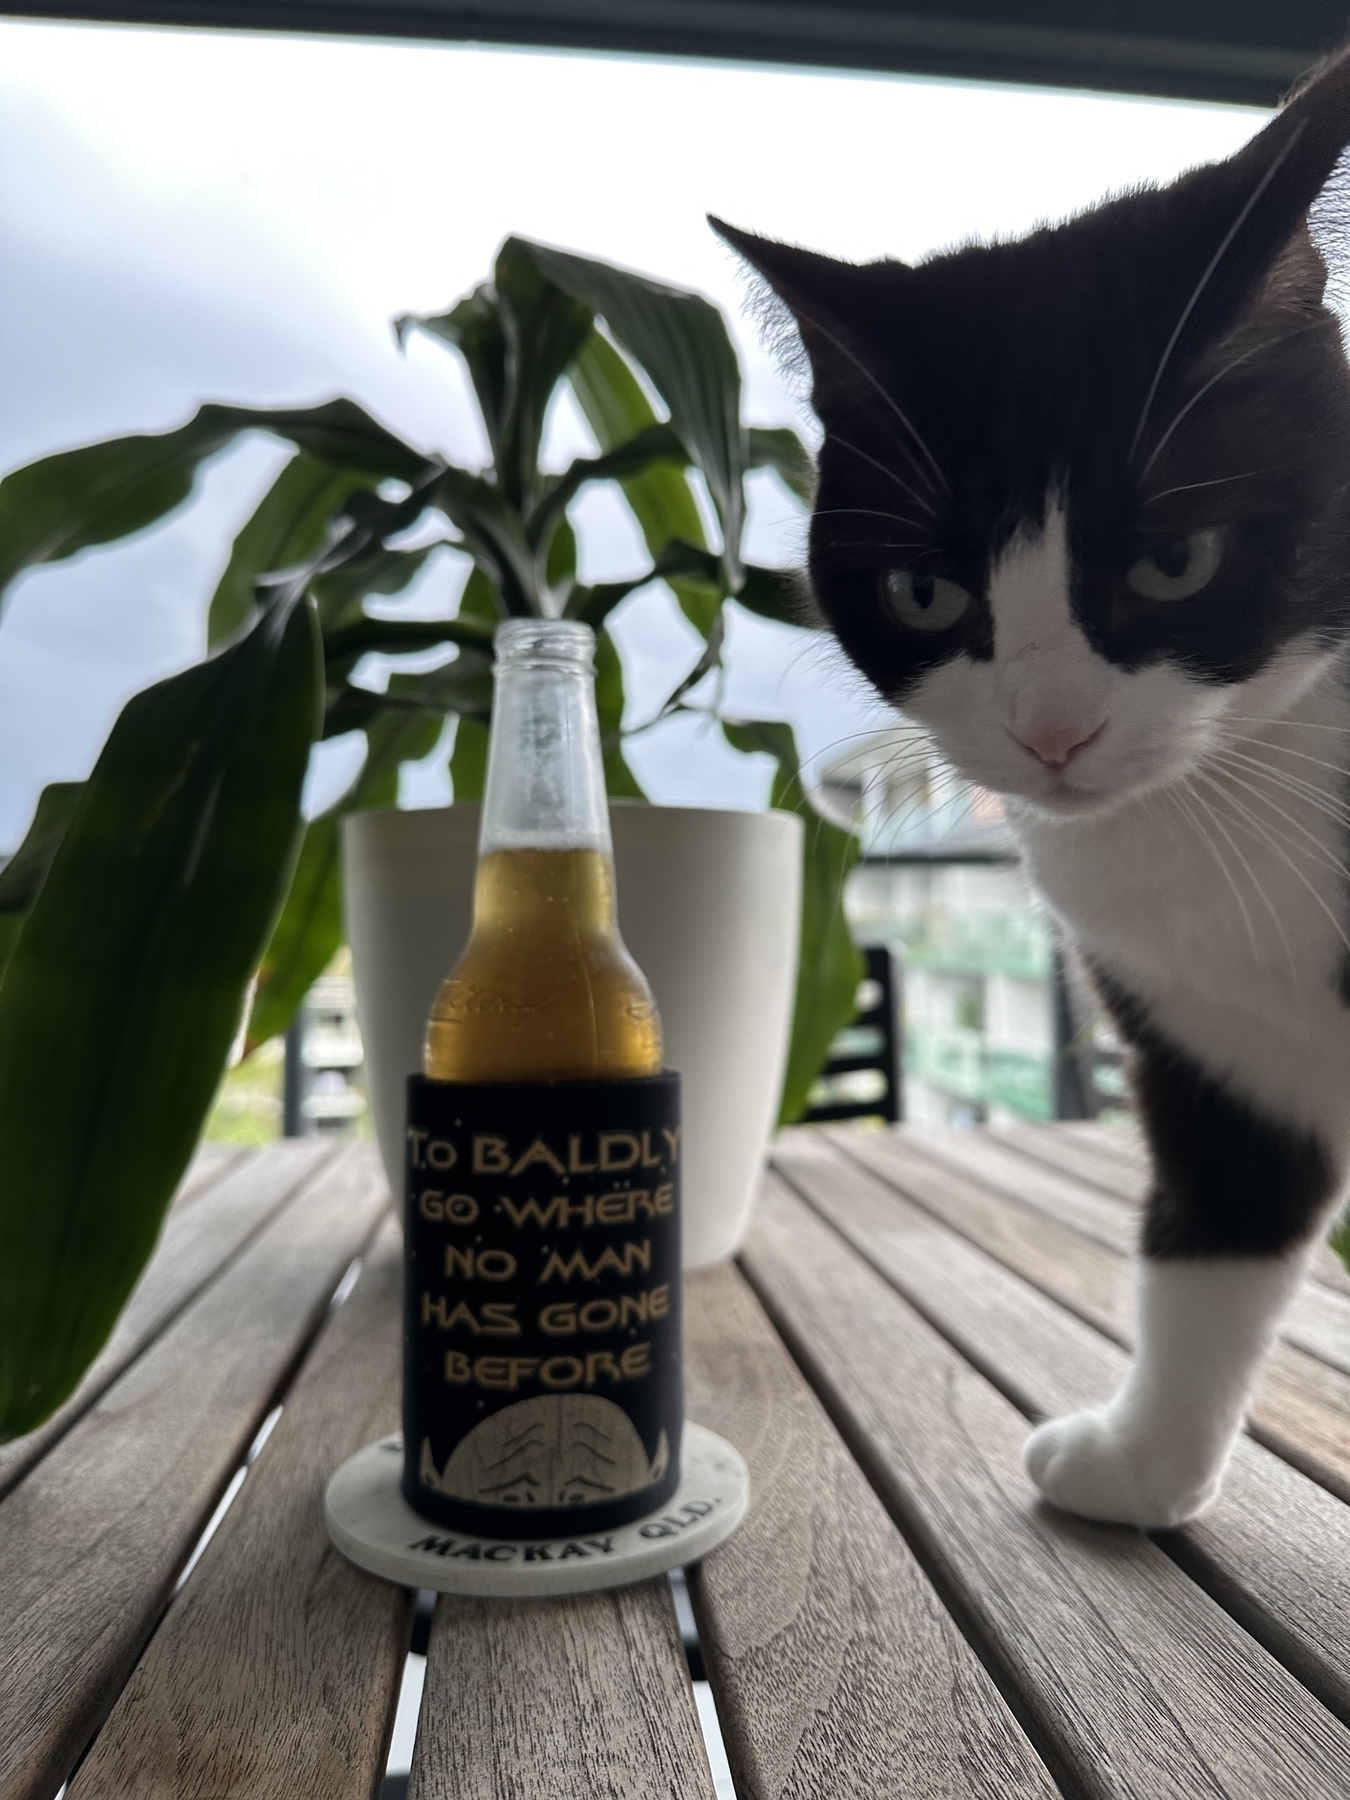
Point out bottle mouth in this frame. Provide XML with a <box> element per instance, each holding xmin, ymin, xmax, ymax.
<box><xmin>494</xmin><ymin>619</ymin><xmax>595</xmax><ymax>667</ymax></box>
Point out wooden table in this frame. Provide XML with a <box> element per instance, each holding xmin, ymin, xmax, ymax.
<box><xmin>5</xmin><ymin>1122</ymin><xmax>1350</xmax><ymax>1799</ymax></box>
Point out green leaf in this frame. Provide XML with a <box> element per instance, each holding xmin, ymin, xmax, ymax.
<box><xmin>569</xmin><ymin>332</ymin><xmax>704</xmax><ymax>538</ymax></box>
<box><xmin>565</xmin><ymin>539</ymin><xmax>721</xmax><ymax>633</ymax></box>
<box><xmin>398</xmin><ymin>284</ymin><xmax>509</xmax><ymax>469</ymax></box>
<box><xmin>523</xmin><ymin>243</ymin><xmax>747</xmax><ymax>584</ymax></box>
<box><xmin>733</xmin><ymin>563</ymin><xmax>813</xmax><ymax>629</ymax></box>
<box><xmin>0</xmin><ymin>597</ymin><xmax>321</xmax><ymax>1436</ymax></box>
<box><xmin>651</xmin><ymin>606</ymin><xmax>726</xmax><ymax>723</ymax></box>
<box><xmin>595</xmin><ymin>630</ymin><xmax>645</xmax><ymax>800</ymax></box>
<box><xmin>246</xmin><ymin>706</ymin><xmax>442</xmax><ymax>1050</ymax></box>
<box><xmin>569</xmin><ymin>330</ymin><xmax>722</xmax><ymax>635</ymax></box>
<box><xmin>527</xmin><ymin>422</ymin><xmax>687</xmax><ymax>553</ymax></box>
<box><xmin>208</xmin><ymin>453</ymin><xmax>376</xmax><ymax>649</ymax></box>
<box><xmin>566</xmin><ymin>576</ymin><xmax>655</xmax><ymax>630</ymax></box>
<box><xmin>401</xmin><ymin>243</ymin><xmax>593</xmax><ymax>515</ymax></box>
<box><xmin>323</xmin><ymin>614</ymin><xmax>493</xmax><ymax>686</ymax></box>
<box><xmin>311</xmin><ymin>543</ymin><xmax>441</xmax><ymax>635</ymax></box>
<box><xmin>325</xmin><ymin>648</ymin><xmax>494</xmax><ymax>740</ymax></box>
<box><xmin>494</xmin><ymin>238</ymin><xmax>595</xmax><ymax>511</ymax></box>
<box><xmin>457</xmin><ymin>566</ymin><xmax>498</xmax><ymax>627</ymax></box>
<box><xmin>448</xmin><ymin>572</ymin><xmax>497</xmax><ymax>799</ymax></box>
<box><xmin>721</xmin><ymin>719</ymin><xmax>862</xmax><ymax>1126</ymax></box>
<box><xmin>244</xmin><ymin>811</ymin><xmax>345</xmax><ymax>1055</ymax></box>
<box><xmin>0</xmin><ymin>398</ymin><xmax>435</xmax><ymax>606</ymax></box>
<box><xmin>747</xmin><ymin>426</ymin><xmax>815</xmax><ymax>506</ymax></box>
<box><xmin>430</xmin><ymin>466</ymin><xmax>541</xmax><ymax>617</ymax></box>
<box><xmin>450</xmin><ymin>717</ymin><xmax>490</xmax><ymax>801</ymax></box>
<box><xmin>0</xmin><ymin>783</ymin><xmax>85</xmax><ymax>983</ymax></box>
<box><xmin>545</xmin><ymin>516</ymin><xmax>577</xmax><ymax>604</ymax></box>
<box><xmin>384</xmin><ymin>650</ymin><xmax>495</xmax><ymax>718</ymax></box>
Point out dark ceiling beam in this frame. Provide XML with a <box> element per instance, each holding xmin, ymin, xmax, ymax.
<box><xmin>3</xmin><ymin>1</ymin><xmax>1346</xmax><ymax>107</ymax></box>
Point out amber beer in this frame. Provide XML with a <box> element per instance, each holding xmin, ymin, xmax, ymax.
<box><xmin>404</xmin><ymin>620</ymin><xmax>682</xmax><ymax>1539</ymax></box>
<box><xmin>425</xmin><ymin>847</ymin><xmax>661</xmax><ymax>1082</ymax></box>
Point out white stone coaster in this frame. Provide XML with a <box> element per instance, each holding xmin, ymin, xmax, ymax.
<box><xmin>324</xmin><ymin>1421</ymin><xmax>749</xmax><ymax>1598</ymax></box>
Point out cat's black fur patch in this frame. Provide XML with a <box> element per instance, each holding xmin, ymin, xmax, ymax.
<box><xmin>1091</xmin><ymin>964</ymin><xmax>1337</xmax><ymax>1258</ymax></box>
<box><xmin>714</xmin><ymin>49</ymin><xmax>1350</xmax><ymax>704</ymax></box>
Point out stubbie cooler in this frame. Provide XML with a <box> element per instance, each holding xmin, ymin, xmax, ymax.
<box><xmin>402</xmin><ymin>1071</ymin><xmax>682</xmax><ymax>1539</ymax></box>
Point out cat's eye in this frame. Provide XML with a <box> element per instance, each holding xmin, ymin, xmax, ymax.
<box><xmin>1126</xmin><ymin>527</ymin><xmax>1224</xmax><ymax>602</ymax></box>
<box><xmin>883</xmin><ymin>569</ymin><xmax>972</xmax><ymax>632</ymax></box>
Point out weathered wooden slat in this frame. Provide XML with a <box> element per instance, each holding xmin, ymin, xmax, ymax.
<box><xmin>69</xmin><ymin>1215</ymin><xmax>410</xmax><ymax>1800</ymax></box>
<box><xmin>991</xmin><ymin>1121</ymin><xmax>1143</xmax><ymax>1203</ymax></box>
<box><xmin>1285</xmin><ymin>1282</ymin><xmax>1350</xmax><ymax>1377</ymax></box>
<box><xmin>742</xmin><ymin>1171</ymin><xmax>1350</xmax><ymax>1800</ymax></box>
<box><xmin>1310</xmin><ymin>1245</ymin><xmax>1350</xmax><ymax>1301</ymax></box>
<box><xmin>828</xmin><ymin>1128</ymin><xmax>1350</xmax><ymax>1474</ymax></box>
<box><xmin>0</xmin><ymin>1135</ymin><xmax>335</xmax><ymax>1501</ymax></box>
<box><xmin>0</xmin><ymin>1142</ymin><xmax>388</xmax><ymax>1800</ymax></box>
<box><xmin>820</xmin><ymin>1126</ymin><xmax>1132</xmax><ymax>1344</ymax></box>
<box><xmin>1254</xmin><ymin>1352</ymin><xmax>1350</xmax><ymax>1505</ymax></box>
<box><xmin>682</xmin><ymin>1262</ymin><xmax>1058</xmax><ymax>1800</ymax></box>
<box><xmin>173</xmin><ymin>1140</ymin><xmax>251</xmax><ymax>1212</ymax></box>
<box><xmin>1059</xmin><ymin>1120</ymin><xmax>1149</xmax><ymax>1166</ymax></box>
<box><xmin>409</xmin><ymin>1580</ymin><xmax>717</xmax><ymax>1800</ymax></box>
<box><xmin>903</xmin><ymin>1126</ymin><xmax>1135</xmax><ymax>1252</ymax></box>
<box><xmin>987</xmin><ymin>1125</ymin><xmax>1350</xmax><ymax>1303</ymax></box>
<box><xmin>776</xmin><ymin>1132</ymin><xmax>1350</xmax><ymax>1727</ymax></box>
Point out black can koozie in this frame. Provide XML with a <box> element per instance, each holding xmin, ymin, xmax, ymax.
<box><xmin>402</xmin><ymin>1072</ymin><xmax>682</xmax><ymax>1538</ymax></box>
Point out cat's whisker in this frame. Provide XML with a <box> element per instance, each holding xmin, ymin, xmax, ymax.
<box><xmin>1188</xmin><ymin>772</ymin><xmax>1300</xmax><ymax>976</ymax></box>
<box><xmin>793</xmin><ymin>306</ymin><xmax>951</xmax><ymax>498</ymax></box>
<box><xmin>1129</xmin><ymin>120</ymin><xmax>1309</xmax><ymax>465</ymax></box>
<box><xmin>1210</xmin><ymin>744</ymin><xmax>1350</xmax><ymax>813</ymax></box>
<box><xmin>1211</xmin><ymin>763</ymin><xmax>1350</xmax><ymax>839</ymax></box>
<box><xmin>1222</xmin><ymin>715</ymin><xmax>1350</xmax><ymax>735</ymax></box>
<box><xmin>1189</xmin><ymin>784</ymin><xmax>1302</xmax><ymax>981</ymax></box>
<box><xmin>859</xmin><ymin>763</ymin><xmax>969</xmax><ymax>838</ymax></box>
<box><xmin>820</xmin><ymin>542</ymin><xmax>932</xmax><ymax>555</ymax></box>
<box><xmin>1176</xmin><ymin>775</ymin><xmax>1269</xmax><ymax>959</ymax></box>
<box><xmin>811</xmin><ymin>506</ymin><xmax>933</xmax><ymax>533</ymax></box>
<box><xmin>1212</xmin><ymin>731</ymin><xmax>1350</xmax><ymax>786</ymax></box>
<box><xmin>828</xmin><ymin>434</ymin><xmax>938</xmax><ymax>518</ymax></box>
<box><xmin>1216</xmin><ymin>759</ymin><xmax>1350</xmax><ymax>835</ymax></box>
<box><xmin>1200</xmin><ymin>756</ymin><xmax>1350</xmax><ymax>873</ymax></box>
<box><xmin>1141</xmin><ymin>468</ymin><xmax>1283</xmax><ymax>506</ymax></box>
<box><xmin>1138</xmin><ymin>318</ymin><xmax>1325</xmax><ymax>482</ymax></box>
<box><xmin>1225</xmin><ymin>738</ymin><xmax>1350</xmax><ymax>779</ymax></box>
<box><xmin>1168</xmin><ymin>779</ymin><xmax>1260</xmax><ymax>960</ymax></box>
<box><xmin>1207</xmin><ymin>758</ymin><xmax>1350</xmax><ymax>879</ymax></box>
<box><xmin>1191</xmin><ymin>767</ymin><xmax>1350</xmax><ymax>959</ymax></box>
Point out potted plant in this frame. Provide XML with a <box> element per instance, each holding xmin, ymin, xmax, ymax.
<box><xmin>0</xmin><ymin>237</ymin><xmax>861</xmax><ymax>1439</ymax></box>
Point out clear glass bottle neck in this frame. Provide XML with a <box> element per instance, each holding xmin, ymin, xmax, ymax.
<box><xmin>478</xmin><ymin>619</ymin><xmax>612</xmax><ymax>858</ymax></box>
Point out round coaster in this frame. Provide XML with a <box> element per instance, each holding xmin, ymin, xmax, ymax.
<box><xmin>324</xmin><ymin>1421</ymin><xmax>749</xmax><ymax>1598</ymax></box>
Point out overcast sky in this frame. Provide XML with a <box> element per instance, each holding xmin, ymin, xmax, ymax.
<box><xmin>0</xmin><ymin>20</ymin><xmax>1266</xmax><ymax>846</ymax></box>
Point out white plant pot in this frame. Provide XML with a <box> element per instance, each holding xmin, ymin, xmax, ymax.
<box><xmin>343</xmin><ymin>801</ymin><xmax>803</xmax><ymax>1268</ymax></box>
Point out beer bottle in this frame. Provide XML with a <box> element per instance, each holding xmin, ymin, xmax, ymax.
<box><xmin>403</xmin><ymin>619</ymin><xmax>683</xmax><ymax>1540</ymax></box>
<box><xmin>424</xmin><ymin>620</ymin><xmax>661</xmax><ymax>1083</ymax></box>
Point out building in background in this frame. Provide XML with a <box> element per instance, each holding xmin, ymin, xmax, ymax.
<box><xmin>818</xmin><ymin>729</ymin><xmax>1124</xmax><ymax>1125</ymax></box>
<box><xmin>301</xmin><ymin>972</ymin><xmax>367</xmax><ymax>1130</ymax></box>
<box><xmin>206</xmin><ymin>956</ymin><xmax>369</xmax><ymax>1143</ymax></box>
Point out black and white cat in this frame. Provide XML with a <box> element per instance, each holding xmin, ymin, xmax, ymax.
<box><xmin>717</xmin><ymin>47</ymin><xmax>1350</xmax><ymax>1529</ymax></box>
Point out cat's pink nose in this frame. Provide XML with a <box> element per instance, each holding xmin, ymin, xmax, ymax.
<box><xmin>1013</xmin><ymin>721</ymin><xmax>1104</xmax><ymax>769</ymax></box>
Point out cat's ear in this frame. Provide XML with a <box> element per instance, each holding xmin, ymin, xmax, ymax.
<box><xmin>710</xmin><ymin>217</ymin><xmax>910</xmax><ymax>416</ymax></box>
<box><xmin>1158</xmin><ymin>42</ymin><xmax>1350</xmax><ymax>342</ymax></box>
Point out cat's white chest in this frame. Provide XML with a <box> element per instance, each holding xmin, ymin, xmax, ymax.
<box><xmin>1010</xmin><ymin>690</ymin><xmax>1350</xmax><ymax>1146</ymax></box>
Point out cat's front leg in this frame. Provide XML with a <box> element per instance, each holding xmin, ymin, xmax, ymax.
<box><xmin>1024</xmin><ymin>974</ymin><xmax>1343</xmax><ymax>1528</ymax></box>
<box><xmin>1024</xmin><ymin>1249</ymin><xmax>1315</xmax><ymax>1527</ymax></box>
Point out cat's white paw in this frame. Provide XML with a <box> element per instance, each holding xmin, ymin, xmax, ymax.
<box><xmin>1023</xmin><ymin>1408</ymin><xmax>1221</xmax><ymax>1529</ymax></box>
